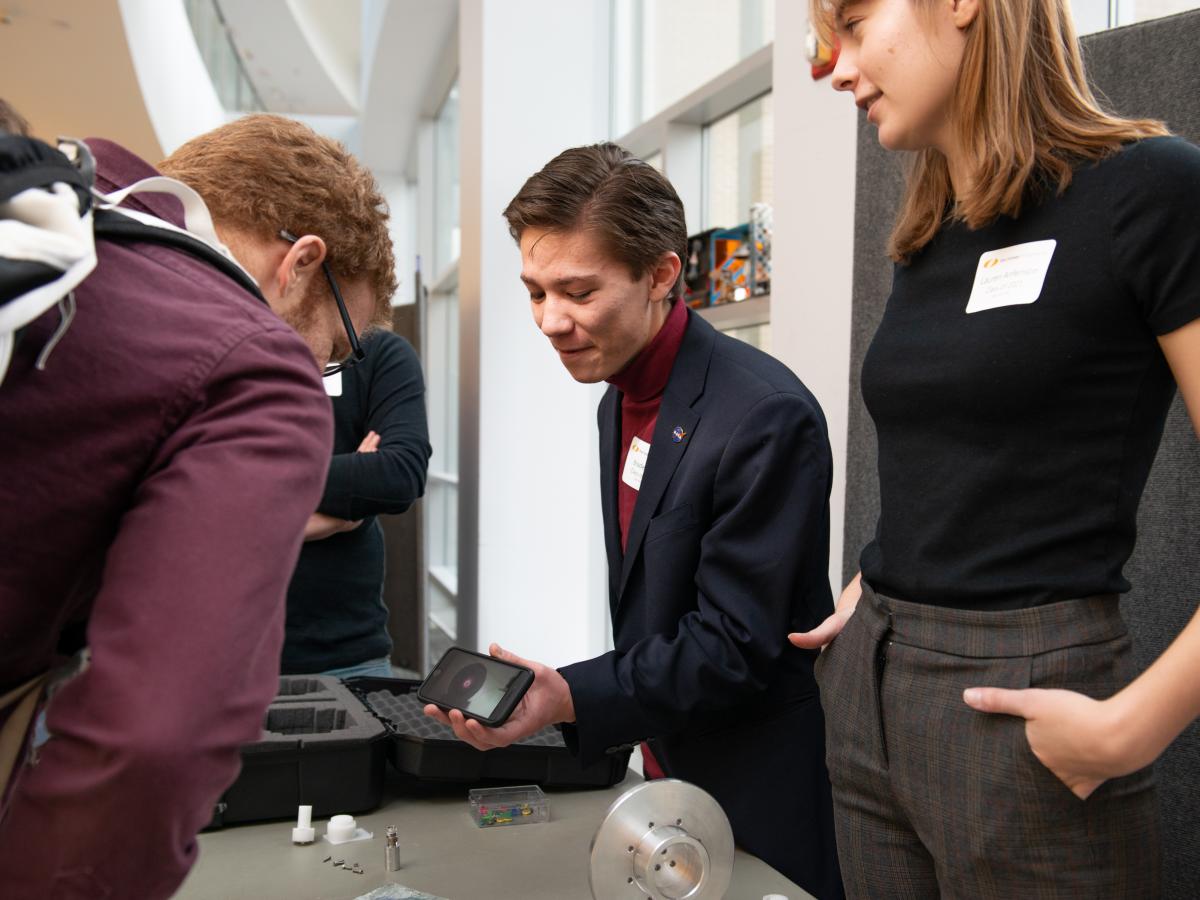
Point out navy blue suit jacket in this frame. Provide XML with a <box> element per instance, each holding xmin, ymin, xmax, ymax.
<box><xmin>560</xmin><ymin>310</ymin><xmax>843</xmax><ymax>898</ymax></box>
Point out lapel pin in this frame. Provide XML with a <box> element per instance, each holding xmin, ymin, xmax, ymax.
<box><xmin>672</xmin><ymin>426</ymin><xmax>687</xmax><ymax>444</ymax></box>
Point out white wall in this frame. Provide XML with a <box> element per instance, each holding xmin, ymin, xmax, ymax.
<box><xmin>459</xmin><ymin>0</ymin><xmax>613</xmax><ymax>668</ymax></box>
<box><xmin>770</xmin><ymin>3</ymin><xmax>858</xmax><ymax>593</ymax></box>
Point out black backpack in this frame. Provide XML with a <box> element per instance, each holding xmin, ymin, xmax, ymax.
<box><xmin>0</xmin><ymin>131</ymin><xmax>265</xmax><ymax>384</ymax></box>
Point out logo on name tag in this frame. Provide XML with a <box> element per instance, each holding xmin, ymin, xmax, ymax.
<box><xmin>966</xmin><ymin>239</ymin><xmax>1056</xmax><ymax>314</ymax></box>
<box><xmin>622</xmin><ymin>436</ymin><xmax>650</xmax><ymax>492</ymax></box>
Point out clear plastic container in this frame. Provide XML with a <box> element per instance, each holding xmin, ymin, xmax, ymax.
<box><xmin>468</xmin><ymin>785</ymin><xmax>549</xmax><ymax>828</ymax></box>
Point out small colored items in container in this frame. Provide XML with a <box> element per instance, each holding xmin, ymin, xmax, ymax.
<box><xmin>469</xmin><ymin>785</ymin><xmax>549</xmax><ymax>828</ymax></box>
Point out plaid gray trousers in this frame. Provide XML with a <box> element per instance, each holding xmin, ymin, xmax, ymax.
<box><xmin>815</xmin><ymin>584</ymin><xmax>1161</xmax><ymax>899</ymax></box>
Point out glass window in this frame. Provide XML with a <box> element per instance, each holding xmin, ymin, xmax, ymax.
<box><xmin>1070</xmin><ymin>0</ymin><xmax>1112</xmax><ymax>34</ymax></box>
<box><xmin>424</xmin><ymin>284</ymin><xmax>459</xmax><ymax>656</ymax></box>
<box><xmin>183</xmin><ymin>0</ymin><xmax>262</xmax><ymax>112</ymax></box>
<box><xmin>703</xmin><ymin>92</ymin><xmax>773</xmax><ymax>230</ymax></box>
<box><xmin>425</xmin><ymin>290</ymin><xmax>459</xmax><ymax>479</ymax></box>
<box><xmin>434</xmin><ymin>83</ymin><xmax>460</xmax><ymax>275</ymax></box>
<box><xmin>724</xmin><ymin>323</ymin><xmax>770</xmax><ymax>353</ymax></box>
<box><xmin>1072</xmin><ymin>0</ymin><xmax>1198</xmax><ymax>33</ymax></box>
<box><xmin>1116</xmin><ymin>0</ymin><xmax>1200</xmax><ymax>23</ymax></box>
<box><xmin>611</xmin><ymin>0</ymin><xmax>774</xmax><ymax>135</ymax></box>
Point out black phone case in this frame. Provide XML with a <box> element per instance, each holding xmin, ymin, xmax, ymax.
<box><xmin>416</xmin><ymin>648</ymin><xmax>535</xmax><ymax>726</ymax></box>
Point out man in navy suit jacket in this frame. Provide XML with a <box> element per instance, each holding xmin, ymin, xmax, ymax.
<box><xmin>424</xmin><ymin>143</ymin><xmax>842</xmax><ymax>898</ymax></box>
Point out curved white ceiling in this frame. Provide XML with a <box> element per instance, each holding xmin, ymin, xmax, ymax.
<box><xmin>219</xmin><ymin>0</ymin><xmax>360</xmax><ymax>115</ymax></box>
<box><xmin>359</xmin><ymin>0</ymin><xmax>458</xmax><ymax>173</ymax></box>
<box><xmin>0</xmin><ymin>0</ymin><xmax>459</xmax><ymax>177</ymax></box>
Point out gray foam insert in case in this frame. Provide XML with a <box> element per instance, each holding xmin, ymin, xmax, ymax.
<box><xmin>365</xmin><ymin>689</ymin><xmax>566</xmax><ymax>748</ymax></box>
<box><xmin>247</xmin><ymin>675</ymin><xmax>386</xmax><ymax>753</ymax></box>
<box><xmin>272</xmin><ymin>675</ymin><xmax>338</xmax><ymax>702</ymax></box>
<box><xmin>213</xmin><ymin>675</ymin><xmax>389</xmax><ymax>827</ymax></box>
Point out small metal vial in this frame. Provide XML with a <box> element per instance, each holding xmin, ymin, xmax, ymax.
<box><xmin>384</xmin><ymin>825</ymin><xmax>401</xmax><ymax>872</ymax></box>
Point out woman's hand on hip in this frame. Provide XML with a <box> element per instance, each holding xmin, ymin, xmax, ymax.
<box><xmin>789</xmin><ymin>571</ymin><xmax>863</xmax><ymax>651</ymax></box>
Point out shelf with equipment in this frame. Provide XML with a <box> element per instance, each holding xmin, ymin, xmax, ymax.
<box><xmin>616</xmin><ymin>44</ymin><xmax>775</xmax><ymax>349</ymax></box>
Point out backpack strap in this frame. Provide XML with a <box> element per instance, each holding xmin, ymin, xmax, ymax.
<box><xmin>92</xmin><ymin>209</ymin><xmax>266</xmax><ymax>304</ymax></box>
<box><xmin>1</xmin><ymin>138</ymin><xmax>269</xmax><ymax>386</ymax></box>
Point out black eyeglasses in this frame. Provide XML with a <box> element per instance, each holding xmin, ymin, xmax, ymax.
<box><xmin>279</xmin><ymin>229</ymin><xmax>366</xmax><ymax>376</ymax></box>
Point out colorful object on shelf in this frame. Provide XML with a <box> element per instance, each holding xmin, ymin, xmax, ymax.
<box><xmin>750</xmin><ymin>202</ymin><xmax>773</xmax><ymax>298</ymax></box>
<box><xmin>683</xmin><ymin>206</ymin><xmax>772</xmax><ymax>311</ymax></box>
<box><xmin>709</xmin><ymin>224</ymin><xmax>751</xmax><ymax>306</ymax></box>
<box><xmin>683</xmin><ymin>227</ymin><xmax>721</xmax><ymax>308</ymax></box>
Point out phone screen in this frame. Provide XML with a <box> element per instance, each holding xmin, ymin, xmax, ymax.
<box><xmin>420</xmin><ymin>648</ymin><xmax>529</xmax><ymax>721</ymax></box>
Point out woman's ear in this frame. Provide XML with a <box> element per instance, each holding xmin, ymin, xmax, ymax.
<box><xmin>951</xmin><ymin>0</ymin><xmax>981</xmax><ymax>30</ymax></box>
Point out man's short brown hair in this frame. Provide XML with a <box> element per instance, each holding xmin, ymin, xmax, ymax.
<box><xmin>0</xmin><ymin>97</ymin><xmax>31</xmax><ymax>136</ymax></box>
<box><xmin>503</xmin><ymin>143</ymin><xmax>687</xmax><ymax>299</ymax></box>
<box><xmin>160</xmin><ymin>115</ymin><xmax>396</xmax><ymax>324</ymax></box>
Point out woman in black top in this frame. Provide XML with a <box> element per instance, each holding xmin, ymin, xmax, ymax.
<box><xmin>790</xmin><ymin>0</ymin><xmax>1200</xmax><ymax>896</ymax></box>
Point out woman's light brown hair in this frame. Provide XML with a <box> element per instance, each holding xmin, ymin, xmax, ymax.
<box><xmin>810</xmin><ymin>0</ymin><xmax>1168</xmax><ymax>262</ymax></box>
<box><xmin>160</xmin><ymin>115</ymin><xmax>397</xmax><ymax>324</ymax></box>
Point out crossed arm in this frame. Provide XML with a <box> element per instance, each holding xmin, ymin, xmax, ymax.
<box><xmin>304</xmin><ymin>431</ymin><xmax>379</xmax><ymax>540</ymax></box>
<box><xmin>305</xmin><ymin>336</ymin><xmax>432</xmax><ymax>541</ymax></box>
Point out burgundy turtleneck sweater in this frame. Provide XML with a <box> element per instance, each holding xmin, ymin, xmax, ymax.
<box><xmin>607</xmin><ymin>298</ymin><xmax>689</xmax><ymax>551</ymax></box>
<box><xmin>605</xmin><ymin>298</ymin><xmax>688</xmax><ymax>781</ymax></box>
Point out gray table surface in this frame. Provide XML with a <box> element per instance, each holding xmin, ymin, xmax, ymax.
<box><xmin>174</xmin><ymin>770</ymin><xmax>810</xmax><ymax>900</ymax></box>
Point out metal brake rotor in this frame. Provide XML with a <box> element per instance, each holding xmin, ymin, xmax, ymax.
<box><xmin>589</xmin><ymin>778</ymin><xmax>734</xmax><ymax>900</ymax></box>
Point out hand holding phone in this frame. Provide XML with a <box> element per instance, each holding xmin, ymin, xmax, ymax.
<box><xmin>421</xmin><ymin>644</ymin><xmax>578</xmax><ymax>752</ymax></box>
<box><xmin>417</xmin><ymin>647</ymin><xmax>535</xmax><ymax>726</ymax></box>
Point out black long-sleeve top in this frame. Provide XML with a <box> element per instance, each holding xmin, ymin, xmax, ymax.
<box><xmin>282</xmin><ymin>328</ymin><xmax>431</xmax><ymax>673</ymax></box>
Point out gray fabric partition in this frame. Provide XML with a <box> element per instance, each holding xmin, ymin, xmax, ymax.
<box><xmin>842</xmin><ymin>10</ymin><xmax>1200</xmax><ymax>895</ymax></box>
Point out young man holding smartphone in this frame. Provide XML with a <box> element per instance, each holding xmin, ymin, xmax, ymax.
<box><xmin>424</xmin><ymin>143</ymin><xmax>842</xmax><ymax>898</ymax></box>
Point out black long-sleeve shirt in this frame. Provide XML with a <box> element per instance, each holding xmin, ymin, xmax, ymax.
<box><xmin>282</xmin><ymin>328</ymin><xmax>431</xmax><ymax>673</ymax></box>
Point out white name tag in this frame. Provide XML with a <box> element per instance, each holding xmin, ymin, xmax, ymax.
<box><xmin>622</xmin><ymin>436</ymin><xmax>651</xmax><ymax>492</ymax></box>
<box><xmin>965</xmin><ymin>239</ymin><xmax>1057</xmax><ymax>314</ymax></box>
<box><xmin>323</xmin><ymin>370</ymin><xmax>343</xmax><ymax>396</ymax></box>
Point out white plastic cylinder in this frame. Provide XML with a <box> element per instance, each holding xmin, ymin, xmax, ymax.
<box><xmin>327</xmin><ymin>814</ymin><xmax>357</xmax><ymax>843</ymax></box>
<box><xmin>291</xmin><ymin>805</ymin><xmax>315</xmax><ymax>844</ymax></box>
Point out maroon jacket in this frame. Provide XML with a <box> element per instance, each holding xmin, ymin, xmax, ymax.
<box><xmin>0</xmin><ymin>140</ymin><xmax>332</xmax><ymax>898</ymax></box>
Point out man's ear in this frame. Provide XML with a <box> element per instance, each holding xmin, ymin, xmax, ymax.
<box><xmin>273</xmin><ymin>234</ymin><xmax>327</xmax><ymax>300</ymax></box>
<box><xmin>649</xmin><ymin>251</ymin><xmax>683</xmax><ymax>303</ymax></box>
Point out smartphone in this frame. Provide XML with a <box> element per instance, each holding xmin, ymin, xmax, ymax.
<box><xmin>417</xmin><ymin>647</ymin><xmax>535</xmax><ymax>727</ymax></box>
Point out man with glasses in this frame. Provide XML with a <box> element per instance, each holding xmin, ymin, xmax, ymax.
<box><xmin>278</xmin><ymin>228</ymin><xmax>368</xmax><ymax>374</ymax></box>
<box><xmin>0</xmin><ymin>111</ymin><xmax>396</xmax><ymax>899</ymax></box>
